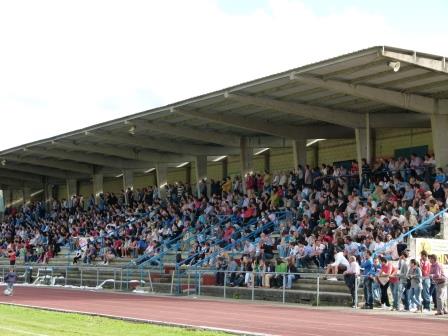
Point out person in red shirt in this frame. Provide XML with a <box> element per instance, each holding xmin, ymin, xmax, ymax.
<box><xmin>378</xmin><ymin>256</ymin><xmax>394</xmax><ymax>309</ymax></box>
<box><xmin>420</xmin><ymin>250</ymin><xmax>432</xmax><ymax>311</ymax></box>
<box><xmin>8</xmin><ymin>249</ymin><xmax>16</xmax><ymax>266</ymax></box>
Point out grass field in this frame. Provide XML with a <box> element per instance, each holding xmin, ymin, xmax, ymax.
<box><xmin>0</xmin><ymin>305</ymin><xmax>229</xmax><ymax>336</ymax></box>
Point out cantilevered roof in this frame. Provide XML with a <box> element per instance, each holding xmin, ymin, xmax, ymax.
<box><xmin>1</xmin><ymin>46</ymin><xmax>447</xmax><ymax>185</ymax></box>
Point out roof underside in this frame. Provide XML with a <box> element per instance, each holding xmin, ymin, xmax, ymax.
<box><xmin>1</xmin><ymin>46</ymin><xmax>447</xmax><ymax>186</ymax></box>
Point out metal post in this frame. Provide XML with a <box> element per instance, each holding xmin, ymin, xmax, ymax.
<box><xmin>140</xmin><ymin>269</ymin><xmax>143</xmax><ymax>287</ymax></box>
<box><xmin>354</xmin><ymin>276</ymin><xmax>359</xmax><ymax>309</ymax></box>
<box><xmin>170</xmin><ymin>271</ymin><xmax>175</xmax><ymax>295</ymax></box>
<box><xmin>251</xmin><ymin>272</ymin><xmax>255</xmax><ymax>301</ymax></box>
<box><xmin>65</xmin><ymin>267</ymin><xmax>68</xmax><ymax>287</ymax></box>
<box><xmin>316</xmin><ymin>275</ymin><xmax>320</xmax><ymax>307</ymax></box>
<box><xmin>198</xmin><ymin>272</ymin><xmax>201</xmax><ymax>297</ymax></box>
<box><xmin>187</xmin><ymin>272</ymin><xmax>191</xmax><ymax>296</ymax></box>
<box><xmin>80</xmin><ymin>268</ymin><xmax>83</xmax><ymax>287</ymax></box>
<box><xmin>113</xmin><ymin>269</ymin><xmax>116</xmax><ymax>290</ymax></box>
<box><xmin>223</xmin><ymin>272</ymin><xmax>227</xmax><ymax>299</ymax></box>
<box><xmin>120</xmin><ymin>269</ymin><xmax>123</xmax><ymax>290</ymax></box>
<box><xmin>148</xmin><ymin>270</ymin><xmax>154</xmax><ymax>292</ymax></box>
<box><xmin>126</xmin><ymin>269</ymin><xmax>129</xmax><ymax>290</ymax></box>
<box><xmin>282</xmin><ymin>274</ymin><xmax>286</xmax><ymax>304</ymax></box>
<box><xmin>96</xmin><ymin>268</ymin><xmax>99</xmax><ymax>287</ymax></box>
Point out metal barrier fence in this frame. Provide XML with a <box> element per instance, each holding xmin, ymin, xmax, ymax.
<box><xmin>169</xmin><ymin>269</ymin><xmax>358</xmax><ymax>307</ymax></box>
<box><xmin>169</xmin><ymin>269</ymin><xmax>448</xmax><ymax>309</ymax></box>
<box><xmin>0</xmin><ymin>265</ymin><xmax>153</xmax><ymax>292</ymax></box>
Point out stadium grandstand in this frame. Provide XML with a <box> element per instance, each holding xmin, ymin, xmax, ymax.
<box><xmin>1</xmin><ymin>46</ymin><xmax>448</xmax><ymax>329</ymax></box>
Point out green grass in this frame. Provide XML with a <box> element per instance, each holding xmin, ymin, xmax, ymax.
<box><xmin>0</xmin><ymin>304</ymin><xmax>229</xmax><ymax>336</ymax></box>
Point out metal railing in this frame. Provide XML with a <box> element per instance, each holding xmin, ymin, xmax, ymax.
<box><xmin>135</xmin><ymin>214</ymin><xmax>244</xmax><ymax>269</ymax></box>
<box><xmin>0</xmin><ymin>265</ymin><xmax>153</xmax><ymax>293</ymax></box>
<box><xmin>373</xmin><ymin>208</ymin><xmax>448</xmax><ymax>257</ymax></box>
<box><xmin>192</xmin><ymin>211</ymin><xmax>290</xmax><ymax>268</ymax></box>
<box><xmin>169</xmin><ymin>269</ymin><xmax>358</xmax><ymax>307</ymax></box>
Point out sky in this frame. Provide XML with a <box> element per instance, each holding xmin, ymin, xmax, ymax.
<box><xmin>0</xmin><ymin>0</ymin><xmax>447</xmax><ymax>151</ymax></box>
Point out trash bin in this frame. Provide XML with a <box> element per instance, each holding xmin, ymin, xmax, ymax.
<box><xmin>25</xmin><ymin>266</ymin><xmax>33</xmax><ymax>284</ymax></box>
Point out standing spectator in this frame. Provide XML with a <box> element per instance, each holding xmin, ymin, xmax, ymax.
<box><xmin>408</xmin><ymin>259</ymin><xmax>423</xmax><ymax>312</ymax></box>
<box><xmin>420</xmin><ymin>250</ymin><xmax>432</xmax><ymax>311</ymax></box>
<box><xmin>378</xmin><ymin>256</ymin><xmax>393</xmax><ymax>309</ymax></box>
<box><xmin>361</xmin><ymin>250</ymin><xmax>375</xmax><ymax>309</ymax></box>
<box><xmin>429</xmin><ymin>254</ymin><xmax>447</xmax><ymax>315</ymax></box>
<box><xmin>344</xmin><ymin>256</ymin><xmax>360</xmax><ymax>308</ymax></box>
<box><xmin>398</xmin><ymin>251</ymin><xmax>410</xmax><ymax>311</ymax></box>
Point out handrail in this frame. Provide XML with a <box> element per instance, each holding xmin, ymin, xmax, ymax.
<box><xmin>176</xmin><ymin>216</ymin><xmax>262</xmax><ymax>268</ymax></box>
<box><xmin>134</xmin><ymin>215</ymin><xmax>238</xmax><ymax>268</ymax></box>
<box><xmin>373</xmin><ymin>207</ymin><xmax>447</xmax><ymax>257</ymax></box>
<box><xmin>190</xmin><ymin>211</ymin><xmax>289</xmax><ymax>269</ymax></box>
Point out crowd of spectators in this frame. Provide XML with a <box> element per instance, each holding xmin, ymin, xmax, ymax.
<box><xmin>0</xmin><ymin>153</ymin><xmax>446</xmax><ymax>312</ymax></box>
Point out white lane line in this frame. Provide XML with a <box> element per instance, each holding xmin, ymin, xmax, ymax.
<box><xmin>0</xmin><ymin>325</ymin><xmax>49</xmax><ymax>336</ymax></box>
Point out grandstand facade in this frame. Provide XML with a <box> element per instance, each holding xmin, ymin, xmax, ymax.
<box><xmin>0</xmin><ymin>46</ymin><xmax>447</xmax><ymax>207</ymax></box>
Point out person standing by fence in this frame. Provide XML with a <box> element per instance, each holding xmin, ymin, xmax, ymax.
<box><xmin>344</xmin><ymin>256</ymin><xmax>360</xmax><ymax>308</ymax></box>
<box><xmin>420</xmin><ymin>250</ymin><xmax>432</xmax><ymax>312</ymax></box>
<box><xmin>361</xmin><ymin>250</ymin><xmax>374</xmax><ymax>309</ymax></box>
<box><xmin>429</xmin><ymin>254</ymin><xmax>447</xmax><ymax>315</ymax></box>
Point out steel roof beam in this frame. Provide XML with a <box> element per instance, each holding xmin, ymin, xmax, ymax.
<box><xmin>52</xmin><ymin>141</ymin><xmax>193</xmax><ymax>163</ymax></box>
<box><xmin>0</xmin><ymin>163</ymin><xmax>82</xmax><ymax>180</ymax></box>
<box><xmin>137</xmin><ymin>121</ymin><xmax>241</xmax><ymax>147</ymax></box>
<box><xmin>175</xmin><ymin>109</ymin><xmax>353</xmax><ymax>139</ymax></box>
<box><xmin>0</xmin><ymin>170</ymin><xmax>43</xmax><ymax>184</ymax></box>
<box><xmin>382</xmin><ymin>48</ymin><xmax>448</xmax><ymax>74</ymax></box>
<box><xmin>227</xmin><ymin>93</ymin><xmax>364</xmax><ymax>128</ymax></box>
<box><xmin>2</xmin><ymin>155</ymin><xmax>93</xmax><ymax>174</ymax></box>
<box><xmin>0</xmin><ymin>178</ymin><xmax>41</xmax><ymax>189</ymax></box>
<box><xmin>292</xmin><ymin>74</ymin><xmax>448</xmax><ymax>115</ymax></box>
<box><xmin>27</xmin><ymin>147</ymin><xmax>156</xmax><ymax>170</ymax></box>
<box><xmin>87</xmin><ymin>132</ymin><xmax>238</xmax><ymax>156</ymax></box>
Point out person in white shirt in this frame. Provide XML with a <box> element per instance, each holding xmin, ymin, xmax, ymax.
<box><xmin>344</xmin><ymin>256</ymin><xmax>361</xmax><ymax>308</ymax></box>
<box><xmin>326</xmin><ymin>249</ymin><xmax>350</xmax><ymax>281</ymax></box>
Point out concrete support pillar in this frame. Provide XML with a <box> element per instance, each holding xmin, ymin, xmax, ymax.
<box><xmin>122</xmin><ymin>170</ymin><xmax>134</xmax><ymax>205</ymax></box>
<box><xmin>240</xmin><ymin>137</ymin><xmax>253</xmax><ymax>177</ymax></box>
<box><xmin>66</xmin><ymin>178</ymin><xmax>78</xmax><ymax>199</ymax></box>
<box><xmin>0</xmin><ymin>189</ymin><xmax>5</xmax><ymax>213</ymax></box>
<box><xmin>23</xmin><ymin>187</ymin><xmax>31</xmax><ymax>205</ymax></box>
<box><xmin>310</xmin><ymin>145</ymin><xmax>319</xmax><ymax>168</ymax></box>
<box><xmin>441</xmin><ymin>212</ymin><xmax>448</xmax><ymax>240</ymax></box>
<box><xmin>93</xmin><ymin>173</ymin><xmax>104</xmax><ymax>200</ymax></box>
<box><xmin>240</xmin><ymin>137</ymin><xmax>254</xmax><ymax>193</ymax></box>
<box><xmin>4</xmin><ymin>189</ymin><xmax>12</xmax><ymax>208</ymax></box>
<box><xmin>185</xmin><ymin>164</ymin><xmax>191</xmax><ymax>185</ymax></box>
<box><xmin>264</xmin><ymin>150</ymin><xmax>271</xmax><ymax>173</ymax></box>
<box><xmin>292</xmin><ymin>140</ymin><xmax>307</xmax><ymax>170</ymax></box>
<box><xmin>195</xmin><ymin>155</ymin><xmax>208</xmax><ymax>198</ymax></box>
<box><xmin>44</xmin><ymin>183</ymin><xmax>52</xmax><ymax>202</ymax></box>
<box><xmin>355</xmin><ymin>127</ymin><xmax>373</xmax><ymax>178</ymax></box>
<box><xmin>431</xmin><ymin>114</ymin><xmax>448</xmax><ymax>170</ymax></box>
<box><xmin>122</xmin><ymin>170</ymin><xmax>134</xmax><ymax>191</ymax></box>
<box><xmin>222</xmin><ymin>158</ymin><xmax>228</xmax><ymax>179</ymax></box>
<box><xmin>156</xmin><ymin>164</ymin><xmax>168</xmax><ymax>199</ymax></box>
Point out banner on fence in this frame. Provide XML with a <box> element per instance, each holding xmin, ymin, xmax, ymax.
<box><xmin>410</xmin><ymin>238</ymin><xmax>448</xmax><ymax>272</ymax></box>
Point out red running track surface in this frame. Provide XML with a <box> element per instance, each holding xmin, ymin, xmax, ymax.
<box><xmin>0</xmin><ymin>286</ymin><xmax>446</xmax><ymax>336</ymax></box>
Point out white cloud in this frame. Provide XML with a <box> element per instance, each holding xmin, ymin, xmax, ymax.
<box><xmin>0</xmin><ymin>0</ymin><xmax>446</xmax><ymax>150</ymax></box>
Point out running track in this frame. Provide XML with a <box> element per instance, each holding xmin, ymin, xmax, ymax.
<box><xmin>1</xmin><ymin>286</ymin><xmax>446</xmax><ymax>336</ymax></box>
